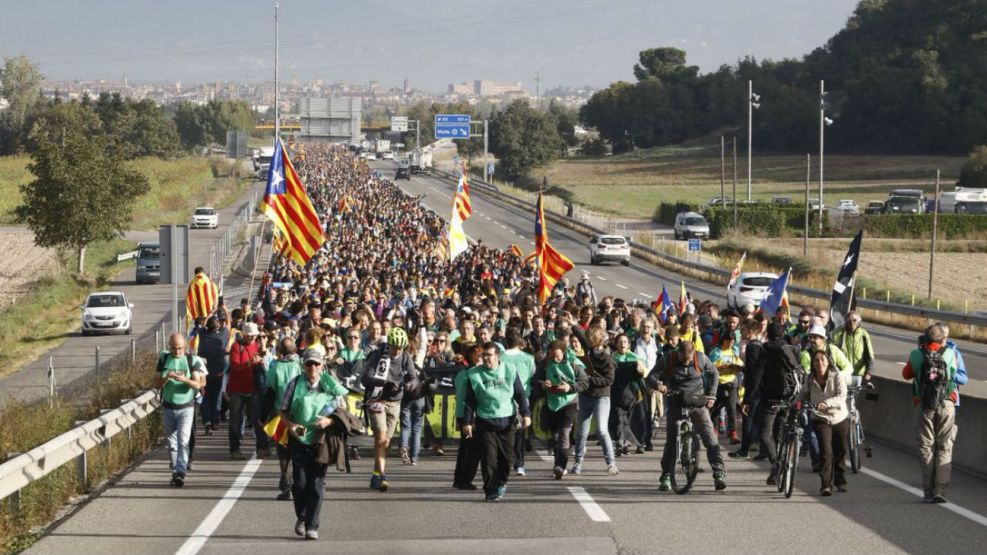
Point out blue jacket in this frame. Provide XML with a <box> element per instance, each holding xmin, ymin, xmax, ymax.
<box><xmin>946</xmin><ymin>339</ymin><xmax>969</xmax><ymax>406</ymax></box>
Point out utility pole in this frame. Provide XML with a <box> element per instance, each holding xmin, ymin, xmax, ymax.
<box><xmin>274</xmin><ymin>1</ymin><xmax>280</xmax><ymax>141</ymax></box>
<box><xmin>720</xmin><ymin>135</ymin><xmax>725</xmax><ymax>205</ymax></box>
<box><xmin>804</xmin><ymin>153</ymin><xmax>810</xmax><ymax>257</ymax></box>
<box><xmin>482</xmin><ymin>119</ymin><xmax>489</xmax><ymax>183</ymax></box>
<box><xmin>747</xmin><ymin>80</ymin><xmax>759</xmax><ymax>202</ymax></box>
<box><xmin>732</xmin><ymin>136</ymin><xmax>738</xmax><ymax>230</ymax></box>
<box><xmin>929</xmin><ymin>170</ymin><xmax>940</xmax><ymax>299</ymax></box>
<box><xmin>534</xmin><ymin>69</ymin><xmax>542</xmax><ymax>107</ymax></box>
<box><xmin>819</xmin><ymin>79</ymin><xmax>830</xmax><ymax>233</ymax></box>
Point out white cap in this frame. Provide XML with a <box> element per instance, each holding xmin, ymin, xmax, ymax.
<box><xmin>241</xmin><ymin>322</ymin><xmax>260</xmax><ymax>336</ymax></box>
<box><xmin>808</xmin><ymin>325</ymin><xmax>827</xmax><ymax>338</ymax></box>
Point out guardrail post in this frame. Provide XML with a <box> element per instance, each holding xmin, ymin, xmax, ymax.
<box><xmin>131</xmin><ymin>339</ymin><xmax>136</xmax><ymax>364</ymax></box>
<box><xmin>155</xmin><ymin>329</ymin><xmax>161</xmax><ymax>353</ymax></box>
<box><xmin>48</xmin><ymin>356</ymin><xmax>56</xmax><ymax>407</ymax></box>
<box><xmin>161</xmin><ymin>322</ymin><xmax>167</xmax><ymax>344</ymax></box>
<box><xmin>95</xmin><ymin>345</ymin><xmax>100</xmax><ymax>379</ymax></box>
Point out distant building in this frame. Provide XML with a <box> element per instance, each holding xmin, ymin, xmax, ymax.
<box><xmin>447</xmin><ymin>80</ymin><xmax>526</xmax><ymax>98</ymax></box>
<box><xmin>298</xmin><ymin>96</ymin><xmax>361</xmax><ymax>144</ymax></box>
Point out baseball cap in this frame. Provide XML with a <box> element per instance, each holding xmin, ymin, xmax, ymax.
<box><xmin>808</xmin><ymin>325</ymin><xmax>828</xmax><ymax>338</ymax></box>
<box><xmin>241</xmin><ymin>322</ymin><xmax>260</xmax><ymax>336</ymax></box>
<box><xmin>302</xmin><ymin>348</ymin><xmax>324</xmax><ymax>365</ymax></box>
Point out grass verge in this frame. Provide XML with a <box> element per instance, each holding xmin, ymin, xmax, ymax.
<box><xmin>0</xmin><ymin>351</ymin><xmax>161</xmax><ymax>554</ymax></box>
<box><xmin>0</xmin><ymin>239</ymin><xmax>134</xmax><ymax>380</ymax></box>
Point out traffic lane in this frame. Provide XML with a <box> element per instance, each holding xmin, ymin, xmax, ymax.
<box><xmin>25</xmin><ymin>428</ymin><xmax>266</xmax><ymax>555</ymax></box>
<box><xmin>204</xmin><ymin>437</ymin><xmax>614</xmax><ymax>552</ymax></box>
<box><xmin>411</xmin><ymin>172</ymin><xmax>987</xmax><ymax>383</ymax></box>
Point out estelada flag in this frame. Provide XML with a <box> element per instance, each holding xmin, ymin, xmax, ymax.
<box><xmin>535</xmin><ymin>191</ymin><xmax>574</xmax><ymax>305</ymax></box>
<box><xmin>186</xmin><ymin>270</ymin><xmax>218</xmax><ymax>321</ymax></box>
<box><xmin>263</xmin><ymin>138</ymin><xmax>326</xmax><ymax>265</ymax></box>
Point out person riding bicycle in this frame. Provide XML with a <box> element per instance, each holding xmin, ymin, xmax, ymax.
<box><xmin>800</xmin><ymin>325</ymin><xmax>853</xmax><ymax>378</ymax></box>
<box><xmin>801</xmin><ymin>350</ymin><xmax>850</xmax><ymax>496</ymax></box>
<box><xmin>830</xmin><ymin>311</ymin><xmax>875</xmax><ymax>387</ymax></box>
<box><xmin>646</xmin><ymin>340</ymin><xmax>726</xmax><ymax>492</ymax></box>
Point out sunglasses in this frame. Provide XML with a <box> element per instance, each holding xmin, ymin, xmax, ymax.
<box><xmin>799</xmin><ymin>321</ymin><xmax>811</xmax><ymax>325</ymax></box>
<box><xmin>304</xmin><ymin>361</ymin><xmax>323</xmax><ymax>367</ymax></box>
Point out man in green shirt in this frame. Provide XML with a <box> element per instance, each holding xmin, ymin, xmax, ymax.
<box><xmin>499</xmin><ymin>329</ymin><xmax>536</xmax><ymax>476</ymax></box>
<box><xmin>266</xmin><ymin>337</ymin><xmax>302</xmax><ymax>500</ymax></box>
<box><xmin>156</xmin><ymin>333</ymin><xmax>206</xmax><ymax>488</ymax></box>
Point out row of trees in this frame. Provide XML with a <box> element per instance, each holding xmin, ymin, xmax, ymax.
<box><xmin>581</xmin><ymin>0</ymin><xmax>987</xmax><ymax>155</ymax></box>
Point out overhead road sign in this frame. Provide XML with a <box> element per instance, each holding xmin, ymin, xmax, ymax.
<box><xmin>435</xmin><ymin>114</ymin><xmax>471</xmax><ymax>139</ymax></box>
<box><xmin>391</xmin><ymin>116</ymin><xmax>409</xmax><ymax>132</ymax></box>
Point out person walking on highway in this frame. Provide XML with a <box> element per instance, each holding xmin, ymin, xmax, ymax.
<box><xmin>498</xmin><ymin>328</ymin><xmax>536</xmax><ymax>476</ymax></box>
<box><xmin>225</xmin><ymin>322</ymin><xmax>270</xmax><ymax>460</ymax></box>
<box><xmin>157</xmin><ymin>333</ymin><xmax>206</xmax><ymax>487</ymax></box>
<box><xmin>830</xmin><ymin>311</ymin><xmax>875</xmax><ymax>387</ymax></box>
<box><xmin>279</xmin><ymin>349</ymin><xmax>347</xmax><ymax>540</ymax></box>
<box><xmin>361</xmin><ymin>327</ymin><xmax>419</xmax><ymax>492</ymax></box>
<box><xmin>648</xmin><ymin>340</ymin><xmax>727</xmax><ymax>492</ymax></box>
<box><xmin>936</xmin><ymin>323</ymin><xmax>969</xmax><ymax>406</ymax></box>
<box><xmin>902</xmin><ymin>324</ymin><xmax>960</xmax><ymax>504</ymax></box>
<box><xmin>266</xmin><ymin>337</ymin><xmax>302</xmax><ymax>500</ymax></box>
<box><xmin>572</xmin><ymin>326</ymin><xmax>618</xmax><ymax>476</ymax></box>
<box><xmin>708</xmin><ymin>334</ymin><xmax>742</xmax><ymax>444</ymax></box>
<box><xmin>802</xmin><ymin>350</ymin><xmax>850</xmax><ymax>496</ymax></box>
<box><xmin>195</xmin><ymin>316</ymin><xmax>228</xmax><ymax>435</ymax></box>
<box><xmin>462</xmin><ymin>342</ymin><xmax>532</xmax><ymax>501</ymax></box>
<box><xmin>535</xmin><ymin>340</ymin><xmax>589</xmax><ymax>480</ymax></box>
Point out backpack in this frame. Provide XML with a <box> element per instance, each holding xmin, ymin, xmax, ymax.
<box><xmin>778</xmin><ymin>344</ymin><xmax>803</xmax><ymax>402</ymax></box>
<box><xmin>665</xmin><ymin>353</ymin><xmax>707</xmax><ymax>407</ymax></box>
<box><xmin>919</xmin><ymin>347</ymin><xmax>949</xmax><ymax>411</ymax></box>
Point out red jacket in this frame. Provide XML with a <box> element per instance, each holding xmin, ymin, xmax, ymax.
<box><xmin>228</xmin><ymin>339</ymin><xmax>261</xmax><ymax>394</ymax></box>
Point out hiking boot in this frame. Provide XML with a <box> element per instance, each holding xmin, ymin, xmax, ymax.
<box><xmin>295</xmin><ymin>520</ymin><xmax>305</xmax><ymax>536</ymax></box>
<box><xmin>571</xmin><ymin>462</ymin><xmax>582</xmax><ymax>475</ymax></box>
<box><xmin>729</xmin><ymin>431</ymin><xmax>740</xmax><ymax>445</ymax></box>
<box><xmin>658</xmin><ymin>475</ymin><xmax>672</xmax><ymax>492</ymax></box>
<box><xmin>932</xmin><ymin>494</ymin><xmax>948</xmax><ymax>504</ymax></box>
<box><xmin>400</xmin><ymin>447</ymin><xmax>411</xmax><ymax>465</ymax></box>
<box><xmin>607</xmin><ymin>464</ymin><xmax>620</xmax><ymax>476</ymax></box>
<box><xmin>378</xmin><ymin>475</ymin><xmax>389</xmax><ymax>492</ymax></box>
<box><xmin>714</xmin><ymin>472</ymin><xmax>727</xmax><ymax>491</ymax></box>
<box><xmin>230</xmin><ymin>450</ymin><xmax>247</xmax><ymax>460</ymax></box>
<box><xmin>370</xmin><ymin>474</ymin><xmax>382</xmax><ymax>490</ymax></box>
<box><xmin>553</xmin><ymin>466</ymin><xmax>566</xmax><ymax>480</ymax></box>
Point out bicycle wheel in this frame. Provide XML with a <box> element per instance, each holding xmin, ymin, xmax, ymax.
<box><xmin>849</xmin><ymin>416</ymin><xmax>862</xmax><ymax>473</ymax></box>
<box><xmin>775</xmin><ymin>434</ymin><xmax>790</xmax><ymax>493</ymax></box>
<box><xmin>783</xmin><ymin>433</ymin><xmax>800</xmax><ymax>499</ymax></box>
<box><xmin>671</xmin><ymin>430</ymin><xmax>699</xmax><ymax>494</ymax></box>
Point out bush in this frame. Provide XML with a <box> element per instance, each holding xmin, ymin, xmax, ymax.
<box><xmin>863</xmin><ymin>214</ymin><xmax>987</xmax><ymax>238</ymax></box>
<box><xmin>653</xmin><ymin>201</ymin><xmax>702</xmax><ymax>226</ymax></box>
<box><xmin>705</xmin><ymin>205</ymin><xmax>828</xmax><ymax>238</ymax></box>
<box><xmin>957</xmin><ymin>145</ymin><xmax>987</xmax><ymax>188</ymax></box>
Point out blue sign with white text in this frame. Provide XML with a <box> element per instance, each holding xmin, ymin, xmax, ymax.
<box><xmin>435</xmin><ymin>114</ymin><xmax>471</xmax><ymax>124</ymax></box>
<box><xmin>688</xmin><ymin>238</ymin><xmax>701</xmax><ymax>252</ymax></box>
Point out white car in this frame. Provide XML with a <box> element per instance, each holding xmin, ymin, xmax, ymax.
<box><xmin>191</xmin><ymin>207</ymin><xmax>219</xmax><ymax>229</ymax></box>
<box><xmin>835</xmin><ymin>199</ymin><xmax>860</xmax><ymax>215</ymax></box>
<box><xmin>673</xmin><ymin>212</ymin><xmax>710</xmax><ymax>240</ymax></box>
<box><xmin>727</xmin><ymin>272</ymin><xmax>778</xmax><ymax>309</ymax></box>
<box><xmin>365</xmin><ymin>152</ymin><xmax>378</xmax><ymax>161</ymax></box>
<box><xmin>589</xmin><ymin>234</ymin><xmax>631</xmax><ymax>266</ymax></box>
<box><xmin>81</xmin><ymin>291</ymin><xmax>133</xmax><ymax>335</ymax></box>
<box><xmin>381</xmin><ymin>151</ymin><xmax>395</xmax><ymax>160</ymax></box>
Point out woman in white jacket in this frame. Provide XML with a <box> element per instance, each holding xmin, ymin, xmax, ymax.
<box><xmin>801</xmin><ymin>350</ymin><xmax>850</xmax><ymax>496</ymax></box>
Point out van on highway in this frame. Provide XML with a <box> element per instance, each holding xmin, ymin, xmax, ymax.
<box><xmin>135</xmin><ymin>242</ymin><xmax>160</xmax><ymax>284</ymax></box>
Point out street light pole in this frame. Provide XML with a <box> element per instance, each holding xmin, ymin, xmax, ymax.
<box><xmin>482</xmin><ymin>119</ymin><xmax>489</xmax><ymax>182</ymax></box>
<box><xmin>747</xmin><ymin>80</ymin><xmax>759</xmax><ymax>202</ymax></box>
<box><xmin>819</xmin><ymin>80</ymin><xmax>825</xmax><ymax>232</ymax></box>
<box><xmin>274</xmin><ymin>1</ymin><xmax>279</xmax><ymax>141</ymax></box>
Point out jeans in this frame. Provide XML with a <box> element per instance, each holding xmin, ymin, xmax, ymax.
<box><xmin>711</xmin><ymin>381</ymin><xmax>738</xmax><ymax>434</ymax></box>
<box><xmin>400</xmin><ymin>397</ymin><xmax>426</xmax><ymax>462</ymax></box>
<box><xmin>164</xmin><ymin>406</ymin><xmax>194</xmax><ymax>476</ymax></box>
<box><xmin>757</xmin><ymin>402</ymin><xmax>785</xmax><ymax>465</ymax></box>
<box><xmin>202</xmin><ymin>375</ymin><xmax>223</xmax><ymax>427</ymax></box>
<box><xmin>228</xmin><ymin>392</ymin><xmax>268</xmax><ymax>453</ymax></box>
<box><xmin>574</xmin><ymin>396</ymin><xmax>616</xmax><ymax>465</ymax></box>
<box><xmin>739</xmin><ymin>397</ymin><xmax>761</xmax><ymax>454</ymax></box>
<box><xmin>660</xmin><ymin>396</ymin><xmax>725</xmax><ymax>476</ymax></box>
<box><xmin>290</xmin><ymin>437</ymin><xmax>327</xmax><ymax>531</ymax></box>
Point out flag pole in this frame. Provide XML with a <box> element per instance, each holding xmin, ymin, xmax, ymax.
<box><xmin>274</xmin><ymin>0</ymin><xmax>280</xmax><ymax>142</ymax></box>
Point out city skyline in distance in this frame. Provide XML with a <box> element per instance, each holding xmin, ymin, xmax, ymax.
<box><xmin>1</xmin><ymin>0</ymin><xmax>860</xmax><ymax>92</ymax></box>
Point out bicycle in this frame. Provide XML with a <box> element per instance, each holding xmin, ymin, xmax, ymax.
<box><xmin>847</xmin><ymin>381</ymin><xmax>875</xmax><ymax>473</ymax></box>
<box><xmin>774</xmin><ymin>401</ymin><xmax>806</xmax><ymax>499</ymax></box>
<box><xmin>668</xmin><ymin>393</ymin><xmax>699</xmax><ymax>495</ymax></box>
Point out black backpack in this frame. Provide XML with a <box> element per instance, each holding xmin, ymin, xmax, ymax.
<box><xmin>664</xmin><ymin>353</ymin><xmax>707</xmax><ymax>408</ymax></box>
<box><xmin>919</xmin><ymin>347</ymin><xmax>949</xmax><ymax>411</ymax></box>
<box><xmin>778</xmin><ymin>344</ymin><xmax>804</xmax><ymax>402</ymax></box>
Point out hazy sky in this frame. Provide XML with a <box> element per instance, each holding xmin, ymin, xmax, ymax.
<box><xmin>0</xmin><ymin>0</ymin><xmax>861</xmax><ymax>90</ymax></box>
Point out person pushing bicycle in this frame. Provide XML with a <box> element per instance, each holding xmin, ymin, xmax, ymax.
<box><xmin>646</xmin><ymin>340</ymin><xmax>727</xmax><ymax>492</ymax></box>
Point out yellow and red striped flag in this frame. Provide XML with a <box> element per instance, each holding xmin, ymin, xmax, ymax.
<box><xmin>262</xmin><ymin>138</ymin><xmax>326</xmax><ymax>265</ymax></box>
<box><xmin>510</xmin><ymin>244</ymin><xmax>523</xmax><ymax>258</ymax></box>
<box><xmin>186</xmin><ymin>270</ymin><xmax>218</xmax><ymax>321</ymax></box>
<box><xmin>535</xmin><ymin>191</ymin><xmax>574</xmax><ymax>305</ymax></box>
<box><xmin>454</xmin><ymin>166</ymin><xmax>472</xmax><ymax>221</ymax></box>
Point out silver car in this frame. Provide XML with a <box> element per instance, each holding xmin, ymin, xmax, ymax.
<box><xmin>81</xmin><ymin>292</ymin><xmax>134</xmax><ymax>335</ymax></box>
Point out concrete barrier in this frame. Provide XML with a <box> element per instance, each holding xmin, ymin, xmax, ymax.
<box><xmin>859</xmin><ymin>375</ymin><xmax>987</xmax><ymax>479</ymax></box>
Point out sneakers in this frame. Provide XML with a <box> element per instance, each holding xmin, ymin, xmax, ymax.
<box><xmin>728</xmin><ymin>450</ymin><xmax>750</xmax><ymax>460</ymax></box>
<box><xmin>621</xmin><ymin>445</ymin><xmax>631</xmax><ymax>456</ymax></box>
<box><xmin>378</xmin><ymin>475</ymin><xmax>389</xmax><ymax>492</ymax></box>
<box><xmin>607</xmin><ymin>464</ymin><xmax>620</xmax><ymax>476</ymax></box>
<box><xmin>432</xmin><ymin>445</ymin><xmax>445</xmax><ymax>456</ymax></box>
<box><xmin>305</xmin><ymin>529</ymin><xmax>318</xmax><ymax>540</ymax></box>
<box><xmin>295</xmin><ymin>520</ymin><xmax>306</xmax><ymax>536</ymax></box>
<box><xmin>277</xmin><ymin>489</ymin><xmax>292</xmax><ymax>501</ymax></box>
<box><xmin>485</xmin><ymin>485</ymin><xmax>507</xmax><ymax>501</ymax></box>
<box><xmin>170</xmin><ymin>473</ymin><xmax>185</xmax><ymax>488</ymax></box>
<box><xmin>571</xmin><ymin>462</ymin><xmax>582</xmax><ymax>475</ymax></box>
<box><xmin>713</xmin><ymin>472</ymin><xmax>727</xmax><ymax>491</ymax></box>
<box><xmin>821</xmin><ymin>487</ymin><xmax>833</xmax><ymax>497</ymax></box>
<box><xmin>203</xmin><ymin>424</ymin><xmax>214</xmax><ymax>436</ymax></box>
<box><xmin>553</xmin><ymin>466</ymin><xmax>567</xmax><ymax>480</ymax></box>
<box><xmin>400</xmin><ymin>447</ymin><xmax>411</xmax><ymax>465</ymax></box>
<box><xmin>753</xmin><ymin>453</ymin><xmax>770</xmax><ymax>461</ymax></box>
<box><xmin>729</xmin><ymin>431</ymin><xmax>740</xmax><ymax>445</ymax></box>
<box><xmin>349</xmin><ymin>445</ymin><xmax>361</xmax><ymax>460</ymax></box>
<box><xmin>515</xmin><ymin>466</ymin><xmax>526</xmax><ymax>476</ymax></box>
<box><xmin>257</xmin><ymin>447</ymin><xmax>274</xmax><ymax>459</ymax></box>
<box><xmin>766</xmin><ymin>472</ymin><xmax>778</xmax><ymax>486</ymax></box>
<box><xmin>635</xmin><ymin>446</ymin><xmax>646</xmax><ymax>454</ymax></box>
<box><xmin>454</xmin><ymin>482</ymin><xmax>478</xmax><ymax>490</ymax></box>
<box><xmin>370</xmin><ymin>474</ymin><xmax>382</xmax><ymax>490</ymax></box>
<box><xmin>658</xmin><ymin>475</ymin><xmax>671</xmax><ymax>492</ymax></box>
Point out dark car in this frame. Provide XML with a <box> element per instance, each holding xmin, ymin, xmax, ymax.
<box><xmin>864</xmin><ymin>200</ymin><xmax>884</xmax><ymax>214</ymax></box>
<box><xmin>395</xmin><ymin>166</ymin><xmax>410</xmax><ymax>180</ymax></box>
<box><xmin>883</xmin><ymin>196</ymin><xmax>923</xmax><ymax>214</ymax></box>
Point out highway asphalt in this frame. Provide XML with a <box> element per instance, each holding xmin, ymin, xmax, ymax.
<box><xmin>0</xmin><ymin>181</ymin><xmax>265</xmax><ymax>409</ymax></box>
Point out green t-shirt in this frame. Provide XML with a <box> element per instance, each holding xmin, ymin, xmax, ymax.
<box><xmin>455</xmin><ymin>366</ymin><xmax>477</xmax><ymax>419</ymax></box>
<box><xmin>266</xmin><ymin>357</ymin><xmax>302</xmax><ymax>408</ymax></box>
<box><xmin>501</xmin><ymin>349</ymin><xmax>536</xmax><ymax>396</ymax></box>
<box><xmin>158</xmin><ymin>351</ymin><xmax>205</xmax><ymax>408</ymax></box>
<box><xmin>339</xmin><ymin>348</ymin><xmax>366</xmax><ymax>363</ymax></box>
<box><xmin>467</xmin><ymin>363</ymin><xmax>518</xmax><ymax>420</ymax></box>
<box><xmin>545</xmin><ymin>360</ymin><xmax>578</xmax><ymax>412</ymax></box>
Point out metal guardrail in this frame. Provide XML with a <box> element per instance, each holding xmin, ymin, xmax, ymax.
<box><xmin>0</xmin><ymin>390</ymin><xmax>159</xmax><ymax>502</ymax></box>
<box><xmin>428</xmin><ymin>169</ymin><xmax>987</xmax><ymax>328</ymax></box>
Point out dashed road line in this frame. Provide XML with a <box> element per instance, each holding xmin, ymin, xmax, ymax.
<box><xmin>616</xmin><ymin>284</ymin><xmax>628</xmax><ymax>290</ymax></box>
<box><xmin>568</xmin><ymin>486</ymin><xmax>612</xmax><ymax>523</ymax></box>
<box><xmin>517</xmin><ymin>234</ymin><xmax>525</xmax><ymax>240</ymax></box>
<box><xmin>596</xmin><ymin>276</ymin><xmax>607</xmax><ymax>281</ymax></box>
<box><xmin>639</xmin><ymin>292</ymin><xmax>651</xmax><ymax>298</ymax></box>
<box><xmin>500</xmin><ymin>225</ymin><xmax>509</xmax><ymax>230</ymax></box>
<box><xmin>860</xmin><ymin>468</ymin><xmax>987</xmax><ymax>528</ymax></box>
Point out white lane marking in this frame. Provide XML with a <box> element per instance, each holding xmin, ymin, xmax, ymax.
<box><xmin>510</xmin><ymin>230</ymin><xmax>517</xmax><ymax>235</ymax></box>
<box><xmin>530</xmin><ymin>241</ymin><xmax>536</xmax><ymax>246</ymax></box>
<box><xmin>492</xmin><ymin>219</ymin><xmax>498</xmax><ymax>224</ymax></box>
<box><xmin>639</xmin><ymin>292</ymin><xmax>651</xmax><ymax>298</ymax></box>
<box><xmin>860</xmin><ymin>468</ymin><xmax>987</xmax><ymax>528</ymax></box>
<box><xmin>596</xmin><ymin>276</ymin><xmax>607</xmax><ymax>282</ymax></box>
<box><xmin>485</xmin><ymin>216</ymin><xmax>492</xmax><ymax>221</ymax></box>
<box><xmin>517</xmin><ymin>234</ymin><xmax>526</xmax><ymax>240</ymax></box>
<box><xmin>568</xmin><ymin>486</ymin><xmax>612</xmax><ymax>523</ymax></box>
<box><xmin>616</xmin><ymin>284</ymin><xmax>628</xmax><ymax>290</ymax></box>
<box><xmin>175</xmin><ymin>458</ymin><xmax>263</xmax><ymax>555</ymax></box>
<box><xmin>479</xmin><ymin>212</ymin><xmax>485</xmax><ymax>216</ymax></box>
<box><xmin>500</xmin><ymin>225</ymin><xmax>509</xmax><ymax>230</ymax></box>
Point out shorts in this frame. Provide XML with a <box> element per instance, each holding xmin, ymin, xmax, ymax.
<box><xmin>369</xmin><ymin>400</ymin><xmax>401</xmax><ymax>438</ymax></box>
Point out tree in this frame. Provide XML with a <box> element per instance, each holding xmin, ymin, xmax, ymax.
<box><xmin>28</xmin><ymin>99</ymin><xmax>103</xmax><ymax>149</ymax></box>
<box><xmin>489</xmin><ymin>99</ymin><xmax>563</xmax><ymax>181</ymax></box>
<box><xmin>549</xmin><ymin>100</ymin><xmax>580</xmax><ymax>155</ymax></box>
<box><xmin>15</xmin><ymin>129</ymin><xmax>150</xmax><ymax>274</ymax></box>
<box><xmin>633</xmin><ymin>47</ymin><xmax>698</xmax><ymax>83</ymax></box>
<box><xmin>0</xmin><ymin>55</ymin><xmax>45</xmax><ymax>154</ymax></box>
<box><xmin>957</xmin><ymin>145</ymin><xmax>987</xmax><ymax>188</ymax></box>
<box><xmin>173</xmin><ymin>100</ymin><xmax>256</xmax><ymax>151</ymax></box>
